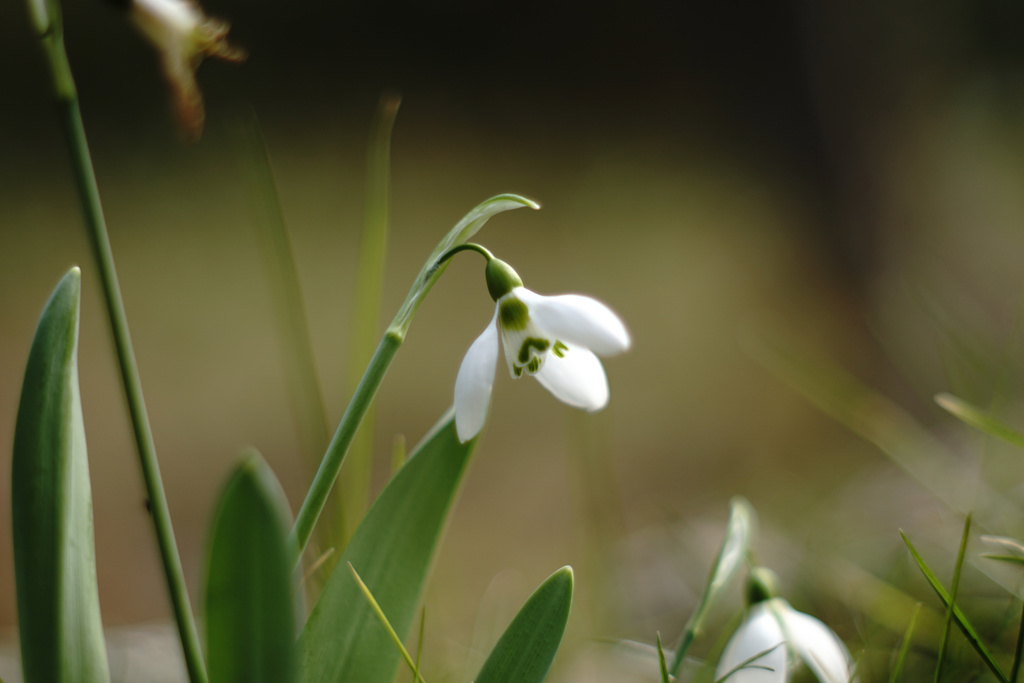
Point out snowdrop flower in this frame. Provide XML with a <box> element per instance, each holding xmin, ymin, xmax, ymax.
<box><xmin>127</xmin><ymin>0</ymin><xmax>245</xmax><ymax>140</ymax></box>
<box><xmin>716</xmin><ymin>569</ymin><xmax>855</xmax><ymax>683</ymax></box>
<box><xmin>450</xmin><ymin>245</ymin><xmax>630</xmax><ymax>442</ymax></box>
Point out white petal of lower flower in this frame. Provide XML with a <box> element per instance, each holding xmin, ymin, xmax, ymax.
<box><xmin>780</xmin><ymin>604</ymin><xmax>854</xmax><ymax>683</ymax></box>
<box><xmin>518</xmin><ymin>289</ymin><xmax>630</xmax><ymax>356</ymax></box>
<box><xmin>715</xmin><ymin>602</ymin><xmax>787</xmax><ymax>683</ymax></box>
<box><xmin>533</xmin><ymin>344</ymin><xmax>609</xmax><ymax>411</ymax></box>
<box><xmin>454</xmin><ymin>313</ymin><xmax>499</xmax><ymax>442</ymax></box>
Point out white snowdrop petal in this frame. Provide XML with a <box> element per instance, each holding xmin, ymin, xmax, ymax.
<box><xmin>518</xmin><ymin>289</ymin><xmax>630</xmax><ymax>356</ymax></box>
<box><xmin>715</xmin><ymin>603</ymin><xmax>788</xmax><ymax>683</ymax></box>
<box><xmin>534</xmin><ymin>344</ymin><xmax>609</xmax><ymax>411</ymax></box>
<box><xmin>781</xmin><ymin>605</ymin><xmax>854</xmax><ymax>683</ymax></box>
<box><xmin>454</xmin><ymin>313</ymin><xmax>499</xmax><ymax>442</ymax></box>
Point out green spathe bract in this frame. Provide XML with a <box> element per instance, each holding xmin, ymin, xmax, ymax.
<box><xmin>204</xmin><ymin>452</ymin><xmax>296</xmax><ymax>683</ymax></box>
<box><xmin>12</xmin><ymin>267</ymin><xmax>111</xmax><ymax>683</ymax></box>
<box><xmin>298</xmin><ymin>411</ymin><xmax>477</xmax><ymax>681</ymax></box>
<box><xmin>474</xmin><ymin>566</ymin><xmax>574</xmax><ymax>683</ymax></box>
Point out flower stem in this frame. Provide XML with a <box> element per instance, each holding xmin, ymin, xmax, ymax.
<box><xmin>38</xmin><ymin>20</ymin><xmax>208</xmax><ymax>683</ymax></box>
<box><xmin>289</xmin><ymin>330</ymin><xmax>403</xmax><ymax>558</ymax></box>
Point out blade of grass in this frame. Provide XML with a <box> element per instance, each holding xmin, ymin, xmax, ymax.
<box><xmin>347</xmin><ymin>562</ymin><xmax>427</xmax><ymax>683</ymax></box>
<box><xmin>29</xmin><ymin>4</ymin><xmax>206</xmax><ymax>678</ymax></box>
<box><xmin>656</xmin><ymin>633</ymin><xmax>671</xmax><ymax>683</ymax></box>
<box><xmin>474</xmin><ymin>567</ymin><xmax>574</xmax><ymax>683</ymax></box>
<box><xmin>743</xmin><ymin>325</ymin><xmax>1019</xmax><ymax>523</ymax></box>
<box><xmin>339</xmin><ymin>92</ymin><xmax>402</xmax><ymax>543</ymax></box>
<box><xmin>935</xmin><ymin>393</ymin><xmax>1024</xmax><ymax>451</ymax></box>
<box><xmin>934</xmin><ymin>515</ymin><xmax>972</xmax><ymax>683</ymax></box>
<box><xmin>12</xmin><ymin>268</ymin><xmax>110</xmax><ymax>682</ymax></box>
<box><xmin>234</xmin><ymin>114</ymin><xmax>330</xmax><ymax>477</ymax></box>
<box><xmin>204</xmin><ymin>452</ymin><xmax>297</xmax><ymax>683</ymax></box>
<box><xmin>900</xmin><ymin>529</ymin><xmax>1008</xmax><ymax>682</ymax></box>
<box><xmin>669</xmin><ymin>497</ymin><xmax>756</xmax><ymax>675</ymax></box>
<box><xmin>889</xmin><ymin>603</ymin><xmax>922</xmax><ymax>683</ymax></box>
<box><xmin>1012</xmin><ymin>601</ymin><xmax>1024</xmax><ymax>683</ymax></box>
<box><xmin>298</xmin><ymin>412</ymin><xmax>476</xmax><ymax>681</ymax></box>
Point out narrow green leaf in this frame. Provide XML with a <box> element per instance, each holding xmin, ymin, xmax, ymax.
<box><xmin>298</xmin><ymin>411</ymin><xmax>477</xmax><ymax>681</ymax></box>
<box><xmin>935</xmin><ymin>393</ymin><xmax>1024</xmax><ymax>450</ymax></box>
<box><xmin>235</xmin><ymin>115</ymin><xmax>330</xmax><ymax>477</ymax></box>
<box><xmin>339</xmin><ymin>92</ymin><xmax>402</xmax><ymax>542</ymax></box>
<box><xmin>669</xmin><ymin>497</ymin><xmax>756</xmax><ymax>675</ymax></box>
<box><xmin>656</xmin><ymin>633</ymin><xmax>671</xmax><ymax>683</ymax></box>
<box><xmin>934</xmin><ymin>515</ymin><xmax>971</xmax><ymax>683</ymax></box>
<box><xmin>204</xmin><ymin>452</ymin><xmax>296</xmax><ymax>683</ymax></box>
<box><xmin>900</xmin><ymin>530</ymin><xmax>1008</xmax><ymax>682</ymax></box>
<box><xmin>743</xmin><ymin>326</ymin><xmax>1020</xmax><ymax>522</ymax></box>
<box><xmin>475</xmin><ymin>566</ymin><xmax>573</xmax><ymax>683</ymax></box>
<box><xmin>889</xmin><ymin>603</ymin><xmax>921</xmax><ymax>683</ymax></box>
<box><xmin>346</xmin><ymin>563</ymin><xmax>427</xmax><ymax>683</ymax></box>
<box><xmin>12</xmin><ymin>267</ymin><xmax>111</xmax><ymax>682</ymax></box>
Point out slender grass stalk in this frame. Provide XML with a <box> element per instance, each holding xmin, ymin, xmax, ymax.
<box><xmin>338</xmin><ymin>92</ymin><xmax>401</xmax><ymax>543</ymax></box>
<box><xmin>889</xmin><ymin>603</ymin><xmax>922</xmax><ymax>683</ymax></box>
<box><xmin>1012</xmin><ymin>601</ymin><xmax>1024</xmax><ymax>683</ymax></box>
<box><xmin>347</xmin><ymin>562</ymin><xmax>428</xmax><ymax>683</ymax></box>
<box><xmin>656</xmin><ymin>633</ymin><xmax>671</xmax><ymax>683</ymax></box>
<box><xmin>289</xmin><ymin>330</ymin><xmax>401</xmax><ymax>557</ymax></box>
<box><xmin>237</xmin><ymin>115</ymin><xmax>331</xmax><ymax>476</ymax></box>
<box><xmin>29</xmin><ymin>7</ymin><xmax>207</xmax><ymax>682</ymax></box>
<box><xmin>934</xmin><ymin>514</ymin><xmax>972</xmax><ymax>683</ymax></box>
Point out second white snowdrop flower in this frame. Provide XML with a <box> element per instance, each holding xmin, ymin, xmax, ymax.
<box><xmin>451</xmin><ymin>245</ymin><xmax>630</xmax><ymax>442</ymax></box>
<box><xmin>716</xmin><ymin>569</ymin><xmax>855</xmax><ymax>683</ymax></box>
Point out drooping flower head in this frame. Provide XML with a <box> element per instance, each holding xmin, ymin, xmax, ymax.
<box><xmin>716</xmin><ymin>568</ymin><xmax>856</xmax><ymax>683</ymax></box>
<box><xmin>450</xmin><ymin>245</ymin><xmax>630</xmax><ymax>442</ymax></box>
<box><xmin>127</xmin><ymin>0</ymin><xmax>246</xmax><ymax>140</ymax></box>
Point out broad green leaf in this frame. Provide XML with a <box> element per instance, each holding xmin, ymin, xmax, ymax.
<box><xmin>12</xmin><ymin>267</ymin><xmax>111</xmax><ymax>682</ymax></box>
<box><xmin>900</xmin><ymin>530</ymin><xmax>1008</xmax><ymax>682</ymax></box>
<box><xmin>475</xmin><ymin>566</ymin><xmax>573</xmax><ymax>683</ymax></box>
<box><xmin>204</xmin><ymin>451</ymin><xmax>296</xmax><ymax>683</ymax></box>
<box><xmin>669</xmin><ymin>497</ymin><xmax>756</xmax><ymax>675</ymax></box>
<box><xmin>298</xmin><ymin>411</ymin><xmax>477</xmax><ymax>681</ymax></box>
<box><xmin>935</xmin><ymin>393</ymin><xmax>1024</xmax><ymax>450</ymax></box>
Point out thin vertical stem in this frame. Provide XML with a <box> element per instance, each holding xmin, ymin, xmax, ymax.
<box><xmin>289</xmin><ymin>331</ymin><xmax>402</xmax><ymax>559</ymax></box>
<box><xmin>41</xmin><ymin>29</ymin><xmax>208</xmax><ymax>683</ymax></box>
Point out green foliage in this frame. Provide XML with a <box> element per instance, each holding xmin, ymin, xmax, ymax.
<box><xmin>669</xmin><ymin>497</ymin><xmax>756</xmax><ymax>676</ymax></box>
<box><xmin>935</xmin><ymin>392</ymin><xmax>1024</xmax><ymax>450</ymax></box>
<box><xmin>474</xmin><ymin>566</ymin><xmax>574</xmax><ymax>683</ymax></box>
<box><xmin>297</xmin><ymin>413</ymin><xmax>476</xmax><ymax>681</ymax></box>
<box><xmin>203</xmin><ymin>452</ymin><xmax>296</xmax><ymax>683</ymax></box>
<box><xmin>656</xmin><ymin>634</ymin><xmax>671</xmax><ymax>683</ymax></box>
<box><xmin>12</xmin><ymin>268</ymin><xmax>110</xmax><ymax>683</ymax></box>
<box><xmin>900</xmin><ymin>529</ymin><xmax>1008</xmax><ymax>682</ymax></box>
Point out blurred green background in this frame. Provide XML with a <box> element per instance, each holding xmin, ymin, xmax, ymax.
<box><xmin>4</xmin><ymin>0</ymin><xmax>1024</xmax><ymax>679</ymax></box>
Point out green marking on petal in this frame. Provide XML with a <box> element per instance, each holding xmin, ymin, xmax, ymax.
<box><xmin>518</xmin><ymin>337</ymin><xmax>550</xmax><ymax>363</ymax></box>
<box><xmin>552</xmin><ymin>341</ymin><xmax>568</xmax><ymax>358</ymax></box>
<box><xmin>513</xmin><ymin>364</ymin><xmax>524</xmax><ymax>378</ymax></box>
<box><xmin>499</xmin><ymin>298</ymin><xmax>529</xmax><ymax>332</ymax></box>
<box><xmin>527</xmin><ymin>357</ymin><xmax>541</xmax><ymax>374</ymax></box>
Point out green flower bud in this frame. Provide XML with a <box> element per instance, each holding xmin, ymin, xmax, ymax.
<box><xmin>485</xmin><ymin>258</ymin><xmax>523</xmax><ymax>301</ymax></box>
<box><xmin>745</xmin><ymin>567</ymin><xmax>779</xmax><ymax>606</ymax></box>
